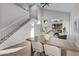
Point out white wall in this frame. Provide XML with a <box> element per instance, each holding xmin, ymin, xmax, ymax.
<box><xmin>0</xmin><ymin>3</ymin><xmax>29</xmax><ymax>40</ymax></box>
<box><xmin>70</xmin><ymin>4</ymin><xmax>79</xmax><ymax>46</ymax></box>
<box><xmin>31</xmin><ymin>5</ymin><xmax>42</xmax><ymax>35</ymax></box>
<box><xmin>0</xmin><ymin>3</ymin><xmax>28</xmax><ymax>29</ymax></box>
<box><xmin>0</xmin><ymin>4</ymin><xmax>2</xmax><ymax>28</ymax></box>
<box><xmin>42</xmin><ymin>9</ymin><xmax>70</xmax><ymax>35</ymax></box>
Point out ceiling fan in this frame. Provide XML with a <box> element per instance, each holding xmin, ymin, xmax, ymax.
<box><xmin>40</xmin><ymin>3</ymin><xmax>49</xmax><ymax>8</ymax></box>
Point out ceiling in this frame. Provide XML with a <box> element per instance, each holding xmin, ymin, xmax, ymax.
<box><xmin>39</xmin><ymin>3</ymin><xmax>76</xmax><ymax>13</ymax></box>
<box><xmin>15</xmin><ymin>3</ymin><xmax>76</xmax><ymax>13</ymax></box>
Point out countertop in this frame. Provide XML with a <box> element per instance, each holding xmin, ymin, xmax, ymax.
<box><xmin>27</xmin><ymin>35</ymin><xmax>79</xmax><ymax>52</ymax></box>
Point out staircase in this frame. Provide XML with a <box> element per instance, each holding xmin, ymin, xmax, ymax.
<box><xmin>0</xmin><ymin>3</ymin><xmax>33</xmax><ymax>55</ymax></box>
<box><xmin>0</xmin><ymin>18</ymin><xmax>30</xmax><ymax>44</ymax></box>
<box><xmin>0</xmin><ymin>3</ymin><xmax>31</xmax><ymax>44</ymax></box>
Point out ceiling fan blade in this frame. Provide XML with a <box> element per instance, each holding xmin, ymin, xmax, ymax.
<box><xmin>42</xmin><ymin>4</ymin><xmax>46</xmax><ymax>8</ymax></box>
<box><xmin>46</xmin><ymin>3</ymin><xmax>49</xmax><ymax>6</ymax></box>
<box><xmin>40</xmin><ymin>3</ymin><xmax>49</xmax><ymax>8</ymax></box>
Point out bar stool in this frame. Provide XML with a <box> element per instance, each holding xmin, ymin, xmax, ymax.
<box><xmin>31</xmin><ymin>41</ymin><xmax>44</xmax><ymax>56</ymax></box>
<box><xmin>44</xmin><ymin>44</ymin><xmax>61</xmax><ymax>56</ymax></box>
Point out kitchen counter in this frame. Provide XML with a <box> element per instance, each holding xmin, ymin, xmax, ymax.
<box><xmin>45</xmin><ymin>39</ymin><xmax>79</xmax><ymax>52</ymax></box>
<box><xmin>27</xmin><ymin>35</ymin><xmax>79</xmax><ymax>56</ymax></box>
<box><xmin>27</xmin><ymin>35</ymin><xmax>79</xmax><ymax>52</ymax></box>
<box><xmin>40</xmin><ymin>35</ymin><xmax>79</xmax><ymax>56</ymax></box>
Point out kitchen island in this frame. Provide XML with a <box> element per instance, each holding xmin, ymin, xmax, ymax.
<box><xmin>27</xmin><ymin>35</ymin><xmax>79</xmax><ymax>56</ymax></box>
